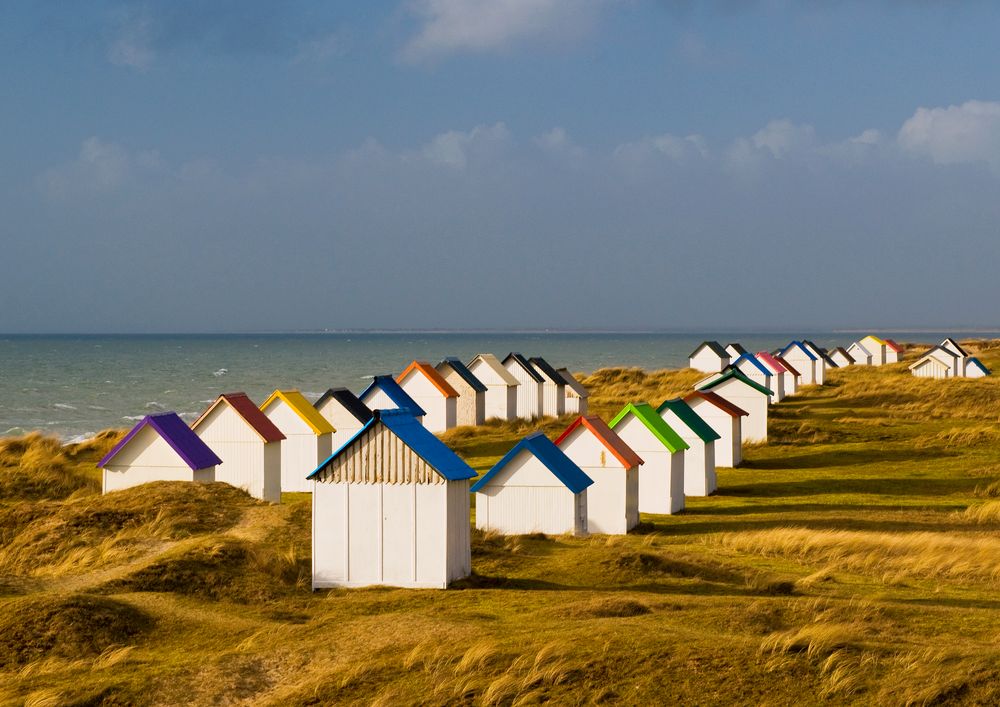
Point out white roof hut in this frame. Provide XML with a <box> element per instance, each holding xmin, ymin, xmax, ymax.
<box><xmin>396</xmin><ymin>361</ymin><xmax>459</xmax><ymax>433</ymax></box>
<box><xmin>608</xmin><ymin>403</ymin><xmax>688</xmax><ymax>515</ymax></box>
<box><xmin>684</xmin><ymin>391</ymin><xmax>748</xmax><ymax>469</ymax></box>
<box><xmin>314</xmin><ymin>388</ymin><xmax>373</xmax><ymax>452</ymax></box>
<box><xmin>309</xmin><ymin>409</ymin><xmax>477</xmax><ymax>589</ymax></box>
<box><xmin>656</xmin><ymin>399</ymin><xmax>721</xmax><ymax>497</ymax></box>
<box><xmin>828</xmin><ymin>347</ymin><xmax>856</xmax><ymax>368</ymax></box>
<box><xmin>529</xmin><ymin>356</ymin><xmax>566</xmax><ymax>417</ymax></box>
<box><xmin>467</xmin><ymin>353</ymin><xmax>519</xmax><ymax>421</ymax></box>
<box><xmin>860</xmin><ymin>335</ymin><xmax>888</xmax><ymax>366</ymax></box>
<box><xmin>98</xmin><ymin>412</ymin><xmax>221</xmax><ymax>495</ymax></box>
<box><xmin>260</xmin><ymin>390</ymin><xmax>335</xmax><ymax>493</ymax></box>
<box><xmin>733</xmin><ymin>353</ymin><xmax>781</xmax><ymax>403</ymax></box>
<box><xmin>190</xmin><ymin>393</ymin><xmax>285</xmax><ymax>503</ymax></box>
<box><xmin>502</xmin><ymin>353</ymin><xmax>544</xmax><ymax>419</ymax></box>
<box><xmin>557</xmin><ymin>368</ymin><xmax>589</xmax><ymax>415</ymax></box>
<box><xmin>472</xmin><ymin>432</ymin><xmax>593</xmax><ymax>536</ymax></box>
<box><xmin>909</xmin><ymin>346</ymin><xmax>957</xmax><ymax>379</ymax></box>
<box><xmin>778</xmin><ymin>341</ymin><xmax>818</xmax><ymax>385</ymax></box>
<box><xmin>697</xmin><ymin>369</ymin><xmax>772</xmax><ymax>443</ymax></box>
<box><xmin>847</xmin><ymin>341</ymin><xmax>873</xmax><ymax>366</ymax></box>
<box><xmin>555</xmin><ymin>416</ymin><xmax>643</xmax><ymax>535</ymax></box>
<box><xmin>358</xmin><ymin>375</ymin><xmax>427</xmax><ymax>423</ymax></box>
<box><xmin>939</xmin><ymin>338</ymin><xmax>969</xmax><ymax>377</ymax></box>
<box><xmin>436</xmin><ymin>358</ymin><xmax>487</xmax><ymax>427</ymax></box>
<box><xmin>688</xmin><ymin>341</ymin><xmax>731</xmax><ymax>374</ymax></box>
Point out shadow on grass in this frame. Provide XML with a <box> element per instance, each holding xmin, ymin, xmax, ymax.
<box><xmin>717</xmin><ymin>476</ymin><xmax>971</xmax><ymax>497</ymax></box>
<box><xmin>740</xmin><ymin>447</ymin><xmax>955</xmax><ymax>470</ymax></box>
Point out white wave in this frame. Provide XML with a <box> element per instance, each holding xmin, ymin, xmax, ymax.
<box><xmin>87</xmin><ymin>405</ymin><xmax>109</xmax><ymax>411</ymax></box>
<box><xmin>63</xmin><ymin>433</ymin><xmax>96</xmax><ymax>445</ymax></box>
<box><xmin>122</xmin><ymin>415</ymin><xmax>145</xmax><ymax>422</ymax></box>
<box><xmin>213</xmin><ymin>368</ymin><xmax>228</xmax><ymax>377</ymax></box>
<box><xmin>145</xmin><ymin>401</ymin><xmax>165</xmax><ymax>410</ymax></box>
<box><xmin>4</xmin><ymin>427</ymin><xmax>25</xmax><ymax>435</ymax></box>
<box><xmin>53</xmin><ymin>403</ymin><xmax>77</xmax><ymax>411</ymax></box>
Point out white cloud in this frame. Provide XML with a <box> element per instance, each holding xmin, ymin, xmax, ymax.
<box><xmin>849</xmin><ymin>128</ymin><xmax>882</xmax><ymax>146</ymax></box>
<box><xmin>414</xmin><ymin>122</ymin><xmax>512</xmax><ymax>169</ymax></box>
<box><xmin>751</xmin><ymin>119</ymin><xmax>815</xmax><ymax>158</ymax></box>
<box><xmin>107</xmin><ymin>12</ymin><xmax>155</xmax><ymax>70</ymax></box>
<box><xmin>898</xmin><ymin>100</ymin><xmax>1000</xmax><ymax>170</ymax></box>
<box><xmin>402</xmin><ymin>0</ymin><xmax>605</xmax><ymax>61</ymax></box>
<box><xmin>613</xmin><ymin>133</ymin><xmax>708</xmax><ymax>164</ymax></box>
<box><xmin>534</xmin><ymin>127</ymin><xmax>585</xmax><ymax>163</ymax></box>
<box><xmin>39</xmin><ymin>137</ymin><xmax>163</xmax><ymax>199</ymax></box>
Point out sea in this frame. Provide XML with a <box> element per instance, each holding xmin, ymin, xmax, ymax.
<box><xmin>0</xmin><ymin>331</ymin><xmax>992</xmax><ymax>442</ymax></box>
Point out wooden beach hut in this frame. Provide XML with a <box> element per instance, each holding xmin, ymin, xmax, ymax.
<box><xmin>940</xmin><ymin>338</ymin><xmax>969</xmax><ymax>377</ymax></box>
<box><xmin>309</xmin><ymin>409</ymin><xmax>476</xmax><ymax>589</ymax></box>
<box><xmin>884</xmin><ymin>339</ymin><xmax>903</xmax><ymax>364</ymax></box>
<box><xmin>609</xmin><ymin>403</ymin><xmax>688</xmax><ymax>515</ymax></box>
<box><xmin>190</xmin><ymin>393</ymin><xmax>285</xmax><ymax>503</ymax></box>
<box><xmin>467</xmin><ymin>353</ymin><xmax>519</xmax><ymax>421</ymax></box>
<box><xmin>776</xmin><ymin>355</ymin><xmax>800</xmax><ymax>396</ymax></box>
<box><xmin>733</xmin><ymin>352</ymin><xmax>780</xmax><ymax>403</ymax></box>
<box><xmin>965</xmin><ymin>357</ymin><xmax>991</xmax><ymax>378</ymax></box>
<box><xmin>557</xmin><ymin>367</ymin><xmax>589</xmax><ymax>415</ymax></box>
<box><xmin>801</xmin><ymin>340</ymin><xmax>829</xmax><ymax>383</ymax></box>
<box><xmin>529</xmin><ymin>356</ymin><xmax>566</xmax><ymax>417</ymax></box>
<box><xmin>657</xmin><ymin>399</ymin><xmax>720</xmax><ymax>496</ymax></box>
<box><xmin>555</xmin><ymin>416</ymin><xmax>642</xmax><ymax>535</ymax></box>
<box><xmin>697</xmin><ymin>369</ymin><xmax>772</xmax><ymax>443</ymax></box>
<box><xmin>778</xmin><ymin>341</ymin><xmax>818</xmax><ymax>385</ymax></box>
<box><xmin>436</xmin><ymin>357</ymin><xmax>487</xmax><ymax>427</ymax></box>
<box><xmin>828</xmin><ymin>347</ymin><xmax>856</xmax><ymax>367</ymax></box>
<box><xmin>725</xmin><ymin>343</ymin><xmax>748</xmax><ymax>359</ymax></box>
<box><xmin>860</xmin><ymin>335</ymin><xmax>887</xmax><ymax>366</ymax></box>
<box><xmin>502</xmin><ymin>352</ymin><xmax>544</xmax><ymax>419</ymax></box>
<box><xmin>684</xmin><ymin>391</ymin><xmax>748</xmax><ymax>468</ymax></box>
<box><xmin>314</xmin><ymin>388</ymin><xmax>373</xmax><ymax>452</ymax></box>
<box><xmin>472</xmin><ymin>432</ymin><xmax>593</xmax><ymax>536</ymax></box>
<box><xmin>909</xmin><ymin>346</ymin><xmax>958</xmax><ymax>379</ymax></box>
<box><xmin>359</xmin><ymin>375</ymin><xmax>427</xmax><ymax>423</ymax></box>
<box><xmin>99</xmin><ymin>412</ymin><xmax>221</xmax><ymax>494</ymax></box>
<box><xmin>396</xmin><ymin>361</ymin><xmax>459</xmax><ymax>433</ymax></box>
<box><xmin>688</xmin><ymin>341</ymin><xmax>730</xmax><ymax>373</ymax></box>
<box><xmin>260</xmin><ymin>390</ymin><xmax>335</xmax><ymax>493</ymax></box>
<box><xmin>847</xmin><ymin>341</ymin><xmax>873</xmax><ymax>366</ymax></box>
<box><xmin>757</xmin><ymin>352</ymin><xmax>793</xmax><ymax>400</ymax></box>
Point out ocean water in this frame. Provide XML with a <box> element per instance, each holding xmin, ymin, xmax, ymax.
<box><xmin>0</xmin><ymin>331</ymin><xmax>989</xmax><ymax>441</ymax></box>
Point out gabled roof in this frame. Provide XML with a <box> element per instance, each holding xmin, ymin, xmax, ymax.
<box><xmin>804</xmin><ymin>340</ymin><xmax>837</xmax><ymax>367</ymax></box>
<box><xmin>99</xmin><ymin>412</ymin><xmax>222</xmax><ymax>471</ymax></box>
<box><xmin>554</xmin><ymin>415</ymin><xmax>643</xmax><ymax>469</ymax></box>
<box><xmin>884</xmin><ymin>339</ymin><xmax>903</xmax><ymax>353</ymax></box>
<box><xmin>732</xmin><ymin>352</ymin><xmax>772</xmax><ymax>378</ymax></box>
<box><xmin>529</xmin><ymin>357</ymin><xmax>565</xmax><ymax>386</ymax></box>
<box><xmin>830</xmin><ymin>347</ymin><xmax>856</xmax><ymax>364</ymax></box>
<box><xmin>502</xmin><ymin>352</ymin><xmax>544</xmax><ymax>382</ymax></box>
<box><xmin>755</xmin><ymin>351</ymin><xmax>788</xmax><ymax>375</ymax></box>
<box><xmin>683</xmin><ymin>390</ymin><xmax>748</xmax><ymax>417</ymax></box>
<box><xmin>967</xmin><ymin>357</ymin><xmax>991</xmax><ymax>375</ymax></box>
<box><xmin>438</xmin><ymin>357</ymin><xmax>488</xmax><ymax>393</ymax></box>
<box><xmin>848</xmin><ymin>341</ymin><xmax>872</xmax><ymax>357</ymax></box>
<box><xmin>471</xmin><ymin>432</ymin><xmax>593</xmax><ymax>494</ymax></box>
<box><xmin>689</xmin><ymin>341</ymin><xmax>729</xmax><ymax>359</ymax></box>
<box><xmin>908</xmin><ymin>352</ymin><xmax>953</xmax><ymax>371</ymax></box>
<box><xmin>608</xmin><ymin>403</ymin><xmax>689</xmax><ymax>453</ymax></box>
<box><xmin>308</xmin><ymin>409</ymin><xmax>475</xmax><ymax>482</ymax></box>
<box><xmin>726</xmin><ymin>343</ymin><xmax>748</xmax><ymax>356</ymax></box>
<box><xmin>656</xmin><ymin>399</ymin><xmax>721</xmax><ymax>443</ymax></box>
<box><xmin>557</xmin><ymin>368</ymin><xmax>589</xmax><ymax>398</ymax></box>
<box><xmin>775</xmin><ymin>355</ymin><xmax>801</xmax><ymax>377</ymax></box>
<box><xmin>779</xmin><ymin>340</ymin><xmax>818</xmax><ymax>361</ymax></box>
<box><xmin>940</xmin><ymin>338</ymin><xmax>969</xmax><ymax>357</ymax></box>
<box><xmin>397</xmin><ymin>361</ymin><xmax>459</xmax><ymax>398</ymax></box>
<box><xmin>260</xmin><ymin>390</ymin><xmax>336</xmax><ymax>435</ymax></box>
<box><xmin>698</xmin><ymin>368</ymin><xmax>774</xmax><ymax>397</ymax></box>
<box><xmin>191</xmin><ymin>393</ymin><xmax>285</xmax><ymax>443</ymax></box>
<box><xmin>860</xmin><ymin>334</ymin><xmax>887</xmax><ymax>346</ymax></box>
<box><xmin>467</xmin><ymin>353</ymin><xmax>520</xmax><ymax>386</ymax></box>
<box><xmin>358</xmin><ymin>376</ymin><xmax>427</xmax><ymax>417</ymax></box>
<box><xmin>314</xmin><ymin>388</ymin><xmax>373</xmax><ymax>425</ymax></box>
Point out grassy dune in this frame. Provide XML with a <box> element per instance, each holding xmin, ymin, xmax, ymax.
<box><xmin>2</xmin><ymin>343</ymin><xmax>1000</xmax><ymax>705</ymax></box>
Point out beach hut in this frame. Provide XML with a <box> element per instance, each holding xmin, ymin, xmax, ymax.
<box><xmin>99</xmin><ymin>412</ymin><xmax>221</xmax><ymax>494</ymax></box>
<box><xmin>940</xmin><ymin>338</ymin><xmax>969</xmax><ymax>377</ymax></box>
<box><xmin>688</xmin><ymin>341</ymin><xmax>731</xmax><ymax>373</ymax></box>
<box><xmin>733</xmin><ymin>353</ymin><xmax>780</xmax><ymax>403</ymax></box>
<box><xmin>828</xmin><ymin>347</ymin><xmax>856</xmax><ymax>368</ymax></box>
<box><xmin>778</xmin><ymin>341</ymin><xmax>818</xmax><ymax>385</ymax></box>
<box><xmin>884</xmin><ymin>339</ymin><xmax>903</xmax><ymax>364</ymax></box>
<box><xmin>801</xmin><ymin>340</ymin><xmax>829</xmax><ymax>384</ymax></box>
<box><xmin>909</xmin><ymin>346</ymin><xmax>958</xmax><ymax>379</ymax></box>
<box><xmin>847</xmin><ymin>341</ymin><xmax>873</xmax><ymax>366</ymax></box>
<box><xmin>725</xmin><ymin>343</ymin><xmax>748</xmax><ymax>359</ymax></box>
<box><xmin>529</xmin><ymin>356</ymin><xmax>566</xmax><ymax>417</ymax></box>
<box><xmin>435</xmin><ymin>358</ymin><xmax>487</xmax><ymax>427</ymax></box>
<box><xmin>557</xmin><ymin>368</ymin><xmax>589</xmax><ymax>415</ymax></box>
<box><xmin>555</xmin><ymin>416</ymin><xmax>642</xmax><ymax>535</ymax></box>
<box><xmin>756</xmin><ymin>352</ymin><xmax>793</xmax><ymax>401</ymax></box>
<box><xmin>860</xmin><ymin>335</ymin><xmax>887</xmax><ymax>366</ymax></box>
<box><xmin>656</xmin><ymin>399</ymin><xmax>720</xmax><ymax>496</ymax></box>
<box><xmin>190</xmin><ymin>393</ymin><xmax>285</xmax><ymax>503</ymax></box>
<box><xmin>776</xmin><ymin>355</ymin><xmax>800</xmax><ymax>396</ymax></box>
<box><xmin>396</xmin><ymin>361</ymin><xmax>459</xmax><ymax>433</ymax></box>
<box><xmin>697</xmin><ymin>369</ymin><xmax>772</xmax><ymax>443</ymax></box>
<box><xmin>260</xmin><ymin>390</ymin><xmax>335</xmax><ymax>493</ymax></box>
<box><xmin>308</xmin><ymin>409</ymin><xmax>476</xmax><ymax>589</ymax></box>
<box><xmin>467</xmin><ymin>353</ymin><xmax>519</xmax><ymax>421</ymax></box>
<box><xmin>608</xmin><ymin>403</ymin><xmax>688</xmax><ymax>515</ymax></box>
<box><xmin>965</xmin><ymin>357</ymin><xmax>991</xmax><ymax>378</ymax></box>
<box><xmin>472</xmin><ymin>432</ymin><xmax>593</xmax><ymax>536</ymax></box>
<box><xmin>359</xmin><ymin>375</ymin><xmax>427</xmax><ymax>423</ymax></box>
<box><xmin>502</xmin><ymin>353</ymin><xmax>544</xmax><ymax>419</ymax></box>
<box><xmin>684</xmin><ymin>391</ymin><xmax>747</xmax><ymax>468</ymax></box>
<box><xmin>314</xmin><ymin>388</ymin><xmax>373</xmax><ymax>452</ymax></box>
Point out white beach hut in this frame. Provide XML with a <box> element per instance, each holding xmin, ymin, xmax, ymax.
<box><xmin>396</xmin><ymin>360</ymin><xmax>459</xmax><ymax>433</ymax></box>
<box><xmin>688</xmin><ymin>341</ymin><xmax>731</xmax><ymax>374</ymax></box>
<box><xmin>309</xmin><ymin>409</ymin><xmax>476</xmax><ymax>589</ymax></box>
<box><xmin>828</xmin><ymin>347</ymin><xmax>856</xmax><ymax>368</ymax></box>
<box><xmin>778</xmin><ymin>341</ymin><xmax>818</xmax><ymax>385</ymax></box>
<box><xmin>909</xmin><ymin>346</ymin><xmax>958</xmax><ymax>379</ymax></box>
<box><xmin>656</xmin><ymin>399</ymin><xmax>720</xmax><ymax>497</ymax></box>
<box><xmin>860</xmin><ymin>335</ymin><xmax>888</xmax><ymax>366</ymax></box>
<box><xmin>608</xmin><ymin>403</ymin><xmax>688</xmax><ymax>515</ymax></box>
<box><xmin>99</xmin><ymin>412</ymin><xmax>221</xmax><ymax>494</ymax></box>
<box><xmin>555</xmin><ymin>416</ymin><xmax>643</xmax><ymax>535</ymax></box>
<box><xmin>472</xmin><ymin>432</ymin><xmax>593</xmax><ymax>536</ymax></box>
<box><xmin>801</xmin><ymin>340</ymin><xmax>829</xmax><ymax>384</ymax></box>
<box><xmin>557</xmin><ymin>368</ymin><xmax>589</xmax><ymax>415</ymax></box>
<box><xmin>847</xmin><ymin>341</ymin><xmax>873</xmax><ymax>366</ymax></box>
<box><xmin>684</xmin><ymin>391</ymin><xmax>748</xmax><ymax>468</ymax></box>
<box><xmin>502</xmin><ymin>353</ymin><xmax>544</xmax><ymax>419</ymax></box>
<box><xmin>939</xmin><ymin>338</ymin><xmax>969</xmax><ymax>377</ymax></box>
<box><xmin>260</xmin><ymin>390</ymin><xmax>335</xmax><ymax>493</ymax></box>
<box><xmin>697</xmin><ymin>369</ymin><xmax>772</xmax><ymax>443</ymax></box>
<box><xmin>725</xmin><ymin>343</ymin><xmax>748</xmax><ymax>360</ymax></box>
<box><xmin>776</xmin><ymin>355</ymin><xmax>800</xmax><ymax>396</ymax></box>
<box><xmin>358</xmin><ymin>375</ymin><xmax>427</xmax><ymax>423</ymax></box>
<box><xmin>314</xmin><ymin>388</ymin><xmax>373</xmax><ymax>452</ymax></box>
<box><xmin>965</xmin><ymin>357</ymin><xmax>991</xmax><ymax>378</ymax></box>
<box><xmin>884</xmin><ymin>339</ymin><xmax>903</xmax><ymax>364</ymax></box>
<box><xmin>733</xmin><ymin>353</ymin><xmax>781</xmax><ymax>403</ymax></box>
<box><xmin>190</xmin><ymin>392</ymin><xmax>285</xmax><ymax>503</ymax></box>
<box><xmin>529</xmin><ymin>356</ymin><xmax>566</xmax><ymax>417</ymax></box>
<box><xmin>467</xmin><ymin>353</ymin><xmax>519</xmax><ymax>421</ymax></box>
<box><xmin>435</xmin><ymin>358</ymin><xmax>487</xmax><ymax>427</ymax></box>
<box><xmin>757</xmin><ymin>352</ymin><xmax>794</xmax><ymax>400</ymax></box>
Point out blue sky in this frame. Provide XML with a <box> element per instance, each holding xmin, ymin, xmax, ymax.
<box><xmin>2</xmin><ymin>1</ymin><xmax>1000</xmax><ymax>332</ymax></box>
